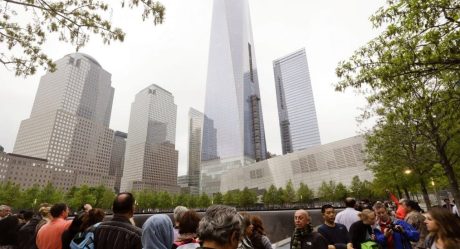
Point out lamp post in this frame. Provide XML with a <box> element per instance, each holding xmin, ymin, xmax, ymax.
<box><xmin>431</xmin><ymin>178</ymin><xmax>441</xmax><ymax>206</ymax></box>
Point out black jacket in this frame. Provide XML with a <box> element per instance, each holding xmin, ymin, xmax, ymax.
<box><xmin>349</xmin><ymin>220</ymin><xmax>376</xmax><ymax>249</ymax></box>
<box><xmin>290</xmin><ymin>229</ymin><xmax>328</xmax><ymax>249</ymax></box>
<box><xmin>93</xmin><ymin>214</ymin><xmax>142</xmax><ymax>249</ymax></box>
<box><xmin>18</xmin><ymin>215</ymin><xmax>41</xmax><ymax>249</ymax></box>
<box><xmin>0</xmin><ymin>215</ymin><xmax>19</xmax><ymax>246</ymax></box>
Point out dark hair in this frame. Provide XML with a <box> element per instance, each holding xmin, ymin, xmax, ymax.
<box><xmin>428</xmin><ymin>207</ymin><xmax>460</xmax><ymax>248</ymax></box>
<box><xmin>239</xmin><ymin>212</ymin><xmax>251</xmax><ymax>235</ymax></box>
<box><xmin>250</xmin><ymin>215</ymin><xmax>266</xmax><ymax>236</ymax></box>
<box><xmin>112</xmin><ymin>192</ymin><xmax>135</xmax><ymax>214</ymax></box>
<box><xmin>406</xmin><ymin>200</ymin><xmax>423</xmax><ymax>213</ymax></box>
<box><xmin>50</xmin><ymin>203</ymin><xmax>68</xmax><ymax>218</ymax></box>
<box><xmin>178</xmin><ymin>210</ymin><xmax>201</xmax><ymax>234</ymax></box>
<box><xmin>22</xmin><ymin>210</ymin><xmax>34</xmax><ymax>221</ymax></box>
<box><xmin>80</xmin><ymin>208</ymin><xmax>105</xmax><ymax>231</ymax></box>
<box><xmin>321</xmin><ymin>204</ymin><xmax>334</xmax><ymax>214</ymax></box>
<box><xmin>345</xmin><ymin>197</ymin><xmax>356</xmax><ymax>208</ymax></box>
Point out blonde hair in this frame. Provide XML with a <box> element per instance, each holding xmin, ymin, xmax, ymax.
<box><xmin>358</xmin><ymin>209</ymin><xmax>375</xmax><ymax>221</ymax></box>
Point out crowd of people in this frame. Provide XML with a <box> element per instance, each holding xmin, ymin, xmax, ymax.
<box><xmin>0</xmin><ymin>193</ymin><xmax>459</xmax><ymax>249</ymax></box>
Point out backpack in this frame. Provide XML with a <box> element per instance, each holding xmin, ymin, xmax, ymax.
<box><xmin>69</xmin><ymin>222</ymin><xmax>102</xmax><ymax>249</ymax></box>
<box><xmin>361</xmin><ymin>241</ymin><xmax>379</xmax><ymax>249</ymax></box>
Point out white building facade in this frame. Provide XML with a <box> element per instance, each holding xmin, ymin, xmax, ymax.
<box><xmin>221</xmin><ymin>136</ymin><xmax>373</xmax><ymax>193</ymax></box>
<box><xmin>273</xmin><ymin>48</ymin><xmax>321</xmax><ymax>154</ymax></box>
<box><xmin>121</xmin><ymin>84</ymin><xmax>179</xmax><ymax>193</ymax></box>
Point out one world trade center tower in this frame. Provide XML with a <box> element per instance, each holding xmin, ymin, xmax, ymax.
<box><xmin>200</xmin><ymin>0</ymin><xmax>267</xmax><ymax>194</ymax></box>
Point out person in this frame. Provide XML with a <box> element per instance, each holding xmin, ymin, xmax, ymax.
<box><xmin>0</xmin><ymin>205</ymin><xmax>19</xmax><ymax>249</ymax></box>
<box><xmin>18</xmin><ymin>211</ymin><xmax>42</xmax><ymax>249</ymax></box>
<box><xmin>197</xmin><ymin>205</ymin><xmax>243</xmax><ymax>249</ymax></box>
<box><xmin>387</xmin><ymin>190</ymin><xmax>407</xmax><ymax>219</ymax></box>
<box><xmin>441</xmin><ymin>199</ymin><xmax>455</xmax><ymax>214</ymax></box>
<box><xmin>349</xmin><ymin>209</ymin><xmax>379</xmax><ymax>249</ymax></box>
<box><xmin>373</xmin><ymin>202</ymin><xmax>419</xmax><ymax>249</ymax></box>
<box><xmin>62</xmin><ymin>204</ymin><xmax>95</xmax><ymax>249</ymax></box>
<box><xmin>249</xmin><ymin>215</ymin><xmax>272</xmax><ymax>249</ymax></box>
<box><xmin>290</xmin><ymin>209</ymin><xmax>328</xmax><ymax>249</ymax></box>
<box><xmin>172</xmin><ymin>210</ymin><xmax>200</xmax><ymax>249</ymax></box>
<box><xmin>424</xmin><ymin>207</ymin><xmax>460</xmax><ymax>249</ymax></box>
<box><xmin>142</xmin><ymin>214</ymin><xmax>174</xmax><ymax>249</ymax></box>
<box><xmin>452</xmin><ymin>200</ymin><xmax>459</xmax><ymax>217</ymax></box>
<box><xmin>335</xmin><ymin>197</ymin><xmax>360</xmax><ymax>231</ymax></box>
<box><xmin>402</xmin><ymin>200</ymin><xmax>428</xmax><ymax>249</ymax></box>
<box><xmin>173</xmin><ymin>206</ymin><xmax>189</xmax><ymax>240</ymax></box>
<box><xmin>93</xmin><ymin>192</ymin><xmax>142</xmax><ymax>249</ymax></box>
<box><xmin>36</xmin><ymin>203</ymin><xmax>72</xmax><ymax>249</ymax></box>
<box><xmin>66</xmin><ymin>208</ymin><xmax>105</xmax><ymax>248</ymax></box>
<box><xmin>36</xmin><ymin>204</ymin><xmax>52</xmax><ymax>233</ymax></box>
<box><xmin>239</xmin><ymin>212</ymin><xmax>254</xmax><ymax>249</ymax></box>
<box><xmin>317</xmin><ymin>204</ymin><xmax>352</xmax><ymax>249</ymax></box>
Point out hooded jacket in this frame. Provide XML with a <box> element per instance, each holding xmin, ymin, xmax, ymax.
<box><xmin>142</xmin><ymin>214</ymin><xmax>174</xmax><ymax>249</ymax></box>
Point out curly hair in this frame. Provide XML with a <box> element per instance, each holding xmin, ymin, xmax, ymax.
<box><xmin>197</xmin><ymin>205</ymin><xmax>242</xmax><ymax>246</ymax></box>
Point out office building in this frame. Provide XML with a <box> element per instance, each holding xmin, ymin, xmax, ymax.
<box><xmin>13</xmin><ymin>53</ymin><xmax>115</xmax><ymax>189</ymax></box>
<box><xmin>273</xmin><ymin>48</ymin><xmax>321</xmax><ymax>154</ymax></box>
<box><xmin>109</xmin><ymin>131</ymin><xmax>127</xmax><ymax>193</ymax></box>
<box><xmin>121</xmin><ymin>84</ymin><xmax>179</xmax><ymax>193</ymax></box>
<box><xmin>201</xmin><ymin>0</ymin><xmax>267</xmax><ymax>194</ymax></box>
<box><xmin>185</xmin><ymin>108</ymin><xmax>204</xmax><ymax>195</ymax></box>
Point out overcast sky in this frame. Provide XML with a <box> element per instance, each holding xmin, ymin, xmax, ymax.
<box><xmin>0</xmin><ymin>0</ymin><xmax>386</xmax><ymax>175</ymax></box>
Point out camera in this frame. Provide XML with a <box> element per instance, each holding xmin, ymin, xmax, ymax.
<box><xmin>388</xmin><ymin>222</ymin><xmax>402</xmax><ymax>232</ymax></box>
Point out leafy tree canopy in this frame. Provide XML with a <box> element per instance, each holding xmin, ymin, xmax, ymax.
<box><xmin>335</xmin><ymin>0</ymin><xmax>460</xmax><ymax>202</ymax></box>
<box><xmin>1</xmin><ymin>0</ymin><xmax>165</xmax><ymax>76</ymax></box>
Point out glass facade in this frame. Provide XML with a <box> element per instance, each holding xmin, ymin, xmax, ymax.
<box><xmin>273</xmin><ymin>48</ymin><xmax>321</xmax><ymax>154</ymax></box>
<box><xmin>200</xmin><ymin>0</ymin><xmax>267</xmax><ymax>194</ymax></box>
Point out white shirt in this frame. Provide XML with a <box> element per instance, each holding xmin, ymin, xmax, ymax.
<box><xmin>453</xmin><ymin>205</ymin><xmax>459</xmax><ymax>217</ymax></box>
<box><xmin>335</xmin><ymin>207</ymin><xmax>360</xmax><ymax>231</ymax></box>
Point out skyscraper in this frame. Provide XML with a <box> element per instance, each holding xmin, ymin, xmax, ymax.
<box><xmin>273</xmin><ymin>48</ymin><xmax>321</xmax><ymax>154</ymax></box>
<box><xmin>187</xmin><ymin>108</ymin><xmax>204</xmax><ymax>195</ymax></box>
<box><xmin>13</xmin><ymin>53</ymin><xmax>116</xmax><ymax>188</ymax></box>
<box><xmin>121</xmin><ymin>84</ymin><xmax>179</xmax><ymax>193</ymax></box>
<box><xmin>109</xmin><ymin>131</ymin><xmax>127</xmax><ymax>193</ymax></box>
<box><xmin>200</xmin><ymin>0</ymin><xmax>267</xmax><ymax>194</ymax></box>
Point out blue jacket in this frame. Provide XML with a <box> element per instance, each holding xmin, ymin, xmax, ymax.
<box><xmin>374</xmin><ymin>219</ymin><xmax>420</xmax><ymax>249</ymax></box>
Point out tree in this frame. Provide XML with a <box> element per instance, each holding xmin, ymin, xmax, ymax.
<box><xmin>68</xmin><ymin>185</ymin><xmax>93</xmax><ymax>209</ymax></box>
<box><xmin>198</xmin><ymin>194</ymin><xmax>211</xmax><ymax>208</ymax></box>
<box><xmin>38</xmin><ymin>183</ymin><xmax>64</xmax><ymax>205</ymax></box>
<box><xmin>335</xmin><ymin>0</ymin><xmax>460</xmax><ymax>202</ymax></box>
<box><xmin>239</xmin><ymin>187</ymin><xmax>257</xmax><ymax>208</ymax></box>
<box><xmin>134</xmin><ymin>189</ymin><xmax>155</xmax><ymax>211</ymax></box>
<box><xmin>213</xmin><ymin>192</ymin><xmax>223</xmax><ymax>205</ymax></box>
<box><xmin>365</xmin><ymin>114</ymin><xmax>438</xmax><ymax>208</ymax></box>
<box><xmin>283</xmin><ymin>180</ymin><xmax>297</xmax><ymax>205</ymax></box>
<box><xmin>0</xmin><ymin>181</ymin><xmax>21</xmax><ymax>207</ymax></box>
<box><xmin>263</xmin><ymin>184</ymin><xmax>277</xmax><ymax>208</ymax></box>
<box><xmin>90</xmin><ymin>185</ymin><xmax>115</xmax><ymax>209</ymax></box>
<box><xmin>1</xmin><ymin>0</ymin><xmax>165</xmax><ymax>76</ymax></box>
<box><xmin>316</xmin><ymin>181</ymin><xmax>350</xmax><ymax>201</ymax></box>
<box><xmin>18</xmin><ymin>185</ymin><xmax>41</xmax><ymax>210</ymax></box>
<box><xmin>349</xmin><ymin>176</ymin><xmax>376</xmax><ymax>200</ymax></box>
<box><xmin>297</xmin><ymin>182</ymin><xmax>314</xmax><ymax>204</ymax></box>
<box><xmin>334</xmin><ymin>183</ymin><xmax>349</xmax><ymax>201</ymax></box>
